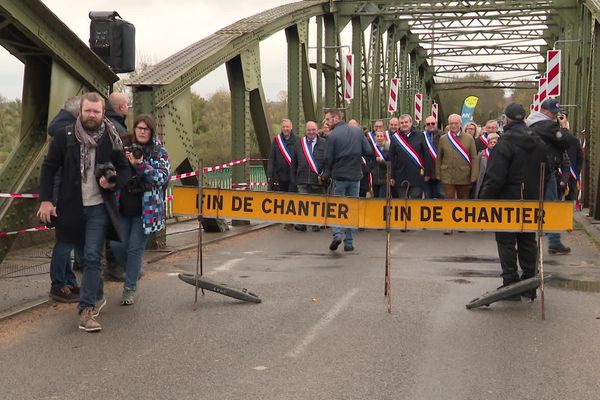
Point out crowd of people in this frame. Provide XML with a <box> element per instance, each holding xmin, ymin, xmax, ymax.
<box><xmin>38</xmin><ymin>92</ymin><xmax>581</xmax><ymax>332</ymax></box>
<box><xmin>267</xmin><ymin>100</ymin><xmax>582</xmax><ymax>298</ymax></box>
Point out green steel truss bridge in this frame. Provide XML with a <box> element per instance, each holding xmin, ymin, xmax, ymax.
<box><xmin>0</xmin><ymin>0</ymin><xmax>599</xmax><ymax>261</ymax></box>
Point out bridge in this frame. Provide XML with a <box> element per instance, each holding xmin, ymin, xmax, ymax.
<box><xmin>0</xmin><ymin>0</ymin><xmax>599</xmax><ymax>260</ymax></box>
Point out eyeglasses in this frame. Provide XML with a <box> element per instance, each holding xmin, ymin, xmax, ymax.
<box><xmin>426</xmin><ymin>122</ymin><xmax>436</xmax><ymax>126</ymax></box>
<box><xmin>135</xmin><ymin>126</ymin><xmax>151</xmax><ymax>132</ymax></box>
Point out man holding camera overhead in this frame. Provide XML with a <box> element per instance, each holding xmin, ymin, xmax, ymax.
<box><xmin>37</xmin><ymin>92</ymin><xmax>130</xmax><ymax>332</ymax></box>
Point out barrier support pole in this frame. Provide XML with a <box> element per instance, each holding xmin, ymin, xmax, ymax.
<box><xmin>194</xmin><ymin>160</ymin><xmax>205</xmax><ymax>310</ymax></box>
<box><xmin>384</xmin><ymin>161</ymin><xmax>392</xmax><ymax>313</ymax></box>
<box><xmin>537</xmin><ymin>162</ymin><xmax>546</xmax><ymax>320</ymax></box>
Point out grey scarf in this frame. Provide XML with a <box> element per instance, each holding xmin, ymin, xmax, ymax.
<box><xmin>75</xmin><ymin>117</ymin><xmax>123</xmax><ymax>182</ymax></box>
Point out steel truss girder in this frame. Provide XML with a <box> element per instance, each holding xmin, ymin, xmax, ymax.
<box><xmin>434</xmin><ymin>63</ymin><xmax>540</xmax><ymax>73</ymax></box>
<box><xmin>431</xmin><ymin>45</ymin><xmax>543</xmax><ymax>57</ymax></box>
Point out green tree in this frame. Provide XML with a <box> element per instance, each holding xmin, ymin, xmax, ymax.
<box><xmin>0</xmin><ymin>96</ymin><xmax>22</xmax><ymax>165</ymax></box>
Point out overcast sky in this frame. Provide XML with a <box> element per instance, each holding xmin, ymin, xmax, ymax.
<box><xmin>0</xmin><ymin>0</ymin><xmax>297</xmax><ymax>100</ymax></box>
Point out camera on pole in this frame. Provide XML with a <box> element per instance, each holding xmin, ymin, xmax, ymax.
<box><xmin>89</xmin><ymin>11</ymin><xmax>135</xmax><ymax>73</ymax></box>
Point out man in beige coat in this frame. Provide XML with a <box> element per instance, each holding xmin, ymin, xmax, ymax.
<box><xmin>436</xmin><ymin>113</ymin><xmax>479</xmax><ymax>200</ymax></box>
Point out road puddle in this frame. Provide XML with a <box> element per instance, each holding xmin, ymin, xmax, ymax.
<box><xmin>547</xmin><ymin>278</ymin><xmax>600</xmax><ymax>293</ymax></box>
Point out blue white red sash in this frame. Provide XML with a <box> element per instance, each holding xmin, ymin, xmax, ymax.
<box><xmin>479</xmin><ymin>134</ymin><xmax>489</xmax><ymax>148</ymax></box>
<box><xmin>393</xmin><ymin>132</ymin><xmax>424</xmax><ymax>170</ymax></box>
<box><xmin>275</xmin><ymin>134</ymin><xmax>292</xmax><ymax>166</ymax></box>
<box><xmin>361</xmin><ymin>157</ymin><xmax>373</xmax><ymax>190</ymax></box>
<box><xmin>424</xmin><ymin>132</ymin><xmax>437</xmax><ymax>161</ymax></box>
<box><xmin>558</xmin><ymin>165</ymin><xmax>579</xmax><ymax>181</ymax></box>
<box><xmin>447</xmin><ymin>132</ymin><xmax>471</xmax><ymax>165</ymax></box>
<box><xmin>483</xmin><ymin>148</ymin><xmax>491</xmax><ymax>159</ymax></box>
<box><xmin>368</xmin><ymin>132</ymin><xmax>386</xmax><ymax>160</ymax></box>
<box><xmin>301</xmin><ymin>136</ymin><xmax>319</xmax><ymax>174</ymax></box>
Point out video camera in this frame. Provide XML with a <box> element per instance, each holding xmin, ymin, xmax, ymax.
<box><xmin>95</xmin><ymin>162</ymin><xmax>117</xmax><ymax>184</ymax></box>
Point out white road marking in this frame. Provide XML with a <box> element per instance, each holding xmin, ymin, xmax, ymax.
<box><xmin>167</xmin><ymin>273</ymin><xmax>179</xmax><ymax>276</ymax></box>
<box><xmin>392</xmin><ymin>242</ymin><xmax>405</xmax><ymax>254</ymax></box>
<box><xmin>207</xmin><ymin>258</ymin><xmax>244</xmax><ymax>275</ymax></box>
<box><xmin>287</xmin><ymin>288</ymin><xmax>360</xmax><ymax>358</ymax></box>
<box><xmin>252</xmin><ymin>366</ymin><xmax>268</xmax><ymax>371</ymax></box>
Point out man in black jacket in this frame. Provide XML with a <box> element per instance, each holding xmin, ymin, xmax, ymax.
<box><xmin>37</xmin><ymin>92</ymin><xmax>130</xmax><ymax>332</ymax></box>
<box><xmin>321</xmin><ymin>109</ymin><xmax>373</xmax><ymax>251</ymax></box>
<box><xmin>525</xmin><ymin>98</ymin><xmax>572</xmax><ymax>255</ymax></box>
<box><xmin>291</xmin><ymin>121</ymin><xmax>327</xmax><ymax>231</ymax></box>
<box><xmin>267</xmin><ymin>119</ymin><xmax>297</xmax><ymax>192</ymax></box>
<box><xmin>480</xmin><ymin>103</ymin><xmax>548</xmax><ymax>299</ymax></box>
<box><xmin>107</xmin><ymin>92</ymin><xmax>129</xmax><ymax>136</ymax></box>
<box><xmin>389</xmin><ymin>114</ymin><xmax>432</xmax><ymax>198</ymax></box>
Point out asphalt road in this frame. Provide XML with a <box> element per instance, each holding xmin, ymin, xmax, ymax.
<box><xmin>1</xmin><ymin>226</ymin><xmax>599</xmax><ymax>400</ymax></box>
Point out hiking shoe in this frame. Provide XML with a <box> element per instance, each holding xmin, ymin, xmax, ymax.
<box><xmin>49</xmin><ymin>286</ymin><xmax>79</xmax><ymax>303</ymax></box>
<box><xmin>329</xmin><ymin>237</ymin><xmax>342</xmax><ymax>251</ymax></box>
<box><xmin>66</xmin><ymin>285</ymin><xmax>80</xmax><ymax>295</ymax></box>
<box><xmin>294</xmin><ymin>225</ymin><xmax>307</xmax><ymax>232</ymax></box>
<box><xmin>344</xmin><ymin>244</ymin><xmax>354</xmax><ymax>252</ymax></box>
<box><xmin>548</xmin><ymin>244</ymin><xmax>571</xmax><ymax>255</ymax></box>
<box><xmin>311</xmin><ymin>226</ymin><xmax>321</xmax><ymax>232</ymax></box>
<box><xmin>92</xmin><ymin>296</ymin><xmax>107</xmax><ymax>318</ymax></box>
<box><xmin>121</xmin><ymin>287</ymin><xmax>136</xmax><ymax>306</ymax></box>
<box><xmin>521</xmin><ymin>288</ymin><xmax>537</xmax><ymax>301</ymax></box>
<box><xmin>78</xmin><ymin>308</ymin><xmax>101</xmax><ymax>332</ymax></box>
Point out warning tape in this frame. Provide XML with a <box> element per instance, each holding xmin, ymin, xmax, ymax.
<box><xmin>0</xmin><ymin>225</ymin><xmax>50</xmax><ymax>238</ymax></box>
<box><xmin>0</xmin><ymin>193</ymin><xmax>39</xmax><ymax>198</ymax></box>
<box><xmin>169</xmin><ymin>157</ymin><xmax>250</xmax><ymax>181</ymax></box>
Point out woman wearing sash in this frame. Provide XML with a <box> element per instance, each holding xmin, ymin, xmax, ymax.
<box><xmin>475</xmin><ymin>132</ymin><xmax>499</xmax><ymax>198</ymax></box>
<box><xmin>436</xmin><ymin>114</ymin><xmax>479</xmax><ymax>234</ymax></box>
<box><xmin>370</xmin><ymin>130</ymin><xmax>390</xmax><ymax>198</ymax></box>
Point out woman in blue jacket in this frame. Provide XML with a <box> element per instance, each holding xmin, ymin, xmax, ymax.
<box><xmin>110</xmin><ymin>114</ymin><xmax>170</xmax><ymax>305</ymax></box>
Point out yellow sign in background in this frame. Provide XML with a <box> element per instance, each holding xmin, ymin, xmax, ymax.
<box><xmin>173</xmin><ymin>187</ymin><xmax>573</xmax><ymax>232</ymax></box>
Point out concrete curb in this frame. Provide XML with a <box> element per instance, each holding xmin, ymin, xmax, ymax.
<box><xmin>573</xmin><ymin>210</ymin><xmax>600</xmax><ymax>250</ymax></box>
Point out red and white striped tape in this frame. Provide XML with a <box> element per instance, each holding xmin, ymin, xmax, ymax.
<box><xmin>344</xmin><ymin>54</ymin><xmax>354</xmax><ymax>100</ymax></box>
<box><xmin>0</xmin><ymin>193</ymin><xmax>39</xmax><ymax>198</ymax></box>
<box><xmin>388</xmin><ymin>78</ymin><xmax>399</xmax><ymax>112</ymax></box>
<box><xmin>414</xmin><ymin>93</ymin><xmax>423</xmax><ymax>122</ymax></box>
<box><xmin>532</xmin><ymin>93</ymin><xmax>540</xmax><ymax>112</ymax></box>
<box><xmin>169</xmin><ymin>157</ymin><xmax>249</xmax><ymax>181</ymax></box>
<box><xmin>0</xmin><ymin>225</ymin><xmax>50</xmax><ymax>238</ymax></box>
<box><xmin>547</xmin><ymin>49</ymin><xmax>561</xmax><ymax>97</ymax></box>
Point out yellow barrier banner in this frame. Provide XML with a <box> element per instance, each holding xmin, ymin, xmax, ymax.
<box><xmin>172</xmin><ymin>187</ymin><xmax>573</xmax><ymax>232</ymax></box>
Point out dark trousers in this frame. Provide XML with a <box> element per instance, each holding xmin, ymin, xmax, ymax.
<box><xmin>495</xmin><ymin>232</ymin><xmax>537</xmax><ymax>285</ymax></box>
<box><xmin>395</xmin><ymin>185</ymin><xmax>423</xmax><ymax>199</ymax></box>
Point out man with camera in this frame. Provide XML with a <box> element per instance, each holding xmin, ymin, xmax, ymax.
<box><xmin>525</xmin><ymin>98</ymin><xmax>572</xmax><ymax>255</ymax></box>
<box><xmin>37</xmin><ymin>92</ymin><xmax>130</xmax><ymax>332</ymax></box>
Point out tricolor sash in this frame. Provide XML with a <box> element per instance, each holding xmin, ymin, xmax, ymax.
<box><xmin>424</xmin><ymin>132</ymin><xmax>437</xmax><ymax>161</ymax></box>
<box><xmin>479</xmin><ymin>134</ymin><xmax>489</xmax><ymax>148</ymax></box>
<box><xmin>483</xmin><ymin>148</ymin><xmax>492</xmax><ymax>159</ymax></box>
<box><xmin>275</xmin><ymin>134</ymin><xmax>292</xmax><ymax>166</ymax></box>
<box><xmin>447</xmin><ymin>132</ymin><xmax>471</xmax><ymax>165</ymax></box>
<box><xmin>361</xmin><ymin>157</ymin><xmax>373</xmax><ymax>191</ymax></box>
<box><xmin>393</xmin><ymin>132</ymin><xmax>424</xmax><ymax>170</ymax></box>
<box><xmin>558</xmin><ymin>164</ymin><xmax>579</xmax><ymax>181</ymax></box>
<box><xmin>368</xmin><ymin>132</ymin><xmax>386</xmax><ymax>160</ymax></box>
<box><xmin>301</xmin><ymin>136</ymin><xmax>320</xmax><ymax>174</ymax></box>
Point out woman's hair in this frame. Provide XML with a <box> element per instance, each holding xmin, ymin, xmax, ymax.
<box><xmin>464</xmin><ymin>122</ymin><xmax>480</xmax><ymax>137</ymax></box>
<box><xmin>132</xmin><ymin>114</ymin><xmax>156</xmax><ymax>143</ymax></box>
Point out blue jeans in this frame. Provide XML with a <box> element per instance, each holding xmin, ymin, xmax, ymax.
<box><xmin>78</xmin><ymin>204</ymin><xmax>108</xmax><ymax>310</ymax></box>
<box><xmin>423</xmin><ymin>179</ymin><xmax>444</xmax><ymax>199</ymax></box>
<box><xmin>110</xmin><ymin>215</ymin><xmax>149</xmax><ymax>290</ymax></box>
<box><xmin>50</xmin><ymin>241</ymin><xmax>83</xmax><ymax>290</ymax></box>
<box><xmin>331</xmin><ymin>180</ymin><xmax>360</xmax><ymax>245</ymax></box>
<box><xmin>545</xmin><ymin>174</ymin><xmax>563</xmax><ymax>248</ymax></box>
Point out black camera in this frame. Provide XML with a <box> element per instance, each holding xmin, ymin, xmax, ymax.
<box><xmin>125</xmin><ymin>144</ymin><xmax>144</xmax><ymax>159</ymax></box>
<box><xmin>95</xmin><ymin>162</ymin><xmax>117</xmax><ymax>184</ymax></box>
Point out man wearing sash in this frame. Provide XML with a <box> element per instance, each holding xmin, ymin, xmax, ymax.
<box><xmin>436</xmin><ymin>114</ymin><xmax>479</xmax><ymax>197</ymax></box>
<box><xmin>322</xmin><ymin>109</ymin><xmax>373</xmax><ymax>252</ymax></box>
<box><xmin>476</xmin><ymin>120</ymin><xmax>499</xmax><ymax>153</ymax></box>
<box><xmin>388</xmin><ymin>114</ymin><xmax>431</xmax><ymax>198</ymax></box>
<box><xmin>479</xmin><ymin>104</ymin><xmax>548</xmax><ymax>298</ymax></box>
<box><xmin>291</xmin><ymin>121</ymin><xmax>327</xmax><ymax>232</ymax></box>
<box><xmin>267</xmin><ymin>119</ymin><xmax>297</xmax><ymax>193</ymax></box>
<box><xmin>423</xmin><ymin>115</ymin><xmax>444</xmax><ymax>199</ymax></box>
